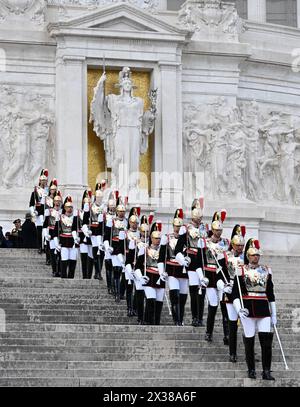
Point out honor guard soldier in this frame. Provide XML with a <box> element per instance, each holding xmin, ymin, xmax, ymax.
<box><xmin>158</xmin><ymin>209</ymin><xmax>188</xmax><ymax>326</ymax></box>
<box><xmin>83</xmin><ymin>187</ymin><xmax>105</xmax><ymax>280</ymax></box>
<box><xmin>124</xmin><ymin>207</ymin><xmax>141</xmax><ymax>317</ymax></box>
<box><xmin>79</xmin><ymin>189</ymin><xmax>94</xmax><ymax>279</ymax></box>
<box><xmin>131</xmin><ymin>214</ymin><xmax>151</xmax><ymax>324</ymax></box>
<box><xmin>199</xmin><ymin>210</ymin><xmax>230</xmax><ymax>342</ymax></box>
<box><xmin>29</xmin><ymin>169</ymin><xmax>49</xmax><ymax>254</ymax></box>
<box><xmin>104</xmin><ymin>195</ymin><xmax>117</xmax><ymax>295</ymax></box>
<box><xmin>103</xmin><ymin>195</ymin><xmax>127</xmax><ymax>302</ymax></box>
<box><xmin>174</xmin><ymin>199</ymin><xmax>207</xmax><ymax>327</ymax></box>
<box><xmin>232</xmin><ymin>239</ymin><xmax>277</xmax><ymax>380</ymax></box>
<box><xmin>54</xmin><ymin>196</ymin><xmax>79</xmax><ymax>279</ymax></box>
<box><xmin>44</xmin><ymin>179</ymin><xmax>59</xmax><ymax>265</ymax></box>
<box><xmin>135</xmin><ymin>220</ymin><xmax>164</xmax><ymax>325</ymax></box>
<box><xmin>217</xmin><ymin>224</ymin><xmax>246</xmax><ymax>362</ymax></box>
<box><xmin>43</xmin><ymin>192</ymin><xmax>63</xmax><ymax>277</ymax></box>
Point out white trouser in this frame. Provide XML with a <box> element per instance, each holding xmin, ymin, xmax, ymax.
<box><xmin>50</xmin><ymin>240</ymin><xmax>56</xmax><ymax>250</ymax></box>
<box><xmin>35</xmin><ymin>215</ymin><xmax>44</xmax><ymax>227</ymax></box>
<box><xmin>91</xmin><ymin>235</ymin><xmax>102</xmax><ymax>248</ymax></box>
<box><xmin>226</xmin><ymin>303</ymin><xmax>238</xmax><ymax>321</ymax></box>
<box><xmin>112</xmin><ymin>254</ymin><xmax>124</xmax><ymax>268</ymax></box>
<box><xmin>61</xmin><ymin>247</ymin><xmax>78</xmax><ymax>261</ymax></box>
<box><xmin>80</xmin><ymin>243</ymin><xmax>93</xmax><ymax>258</ymax></box>
<box><xmin>168</xmin><ymin>276</ymin><xmax>189</xmax><ymax>294</ymax></box>
<box><xmin>144</xmin><ymin>287</ymin><xmax>165</xmax><ymax>301</ymax></box>
<box><xmin>188</xmin><ymin>270</ymin><xmax>200</xmax><ymax>286</ymax></box>
<box><xmin>241</xmin><ymin>317</ymin><xmax>271</xmax><ymax>338</ymax></box>
<box><xmin>206</xmin><ymin>287</ymin><xmax>219</xmax><ymax>307</ymax></box>
<box><xmin>134</xmin><ymin>279</ymin><xmax>145</xmax><ymax>291</ymax></box>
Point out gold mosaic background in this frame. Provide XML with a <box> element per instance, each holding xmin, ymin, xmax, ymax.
<box><xmin>87</xmin><ymin>68</ymin><xmax>153</xmax><ymax>193</ymax></box>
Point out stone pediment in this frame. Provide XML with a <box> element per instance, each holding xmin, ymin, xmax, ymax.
<box><xmin>48</xmin><ymin>3</ymin><xmax>188</xmax><ymax>38</ymax></box>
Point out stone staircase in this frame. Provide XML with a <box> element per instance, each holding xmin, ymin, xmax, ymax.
<box><xmin>0</xmin><ymin>248</ymin><xmax>299</xmax><ymax>387</ymax></box>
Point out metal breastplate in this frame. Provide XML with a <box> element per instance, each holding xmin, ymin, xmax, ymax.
<box><xmin>243</xmin><ymin>265</ymin><xmax>269</xmax><ymax>293</ymax></box>
<box><xmin>127</xmin><ymin>230</ymin><xmax>139</xmax><ymax>241</ymax></box>
<box><xmin>91</xmin><ymin>203</ymin><xmax>102</xmax><ymax>223</ymax></box>
<box><xmin>35</xmin><ymin>186</ymin><xmax>45</xmax><ymax>204</ymax></box>
<box><xmin>146</xmin><ymin>247</ymin><xmax>159</xmax><ymax>268</ymax></box>
<box><xmin>46</xmin><ymin>196</ymin><xmax>54</xmax><ymax>208</ymax></box>
<box><xmin>60</xmin><ymin>215</ymin><xmax>73</xmax><ymax>234</ymax></box>
<box><xmin>187</xmin><ymin>224</ymin><xmax>200</xmax><ymax>249</ymax></box>
<box><xmin>49</xmin><ymin>209</ymin><xmax>60</xmax><ymax>226</ymax></box>
<box><xmin>227</xmin><ymin>251</ymin><xmax>244</xmax><ymax>280</ymax></box>
<box><xmin>168</xmin><ymin>233</ymin><xmax>178</xmax><ymax>259</ymax></box>
<box><xmin>112</xmin><ymin>218</ymin><xmax>126</xmax><ymax>238</ymax></box>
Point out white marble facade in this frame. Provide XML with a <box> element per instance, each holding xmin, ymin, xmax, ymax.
<box><xmin>0</xmin><ymin>0</ymin><xmax>300</xmax><ymax>254</ymax></box>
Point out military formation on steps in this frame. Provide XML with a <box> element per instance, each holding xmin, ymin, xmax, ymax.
<box><xmin>28</xmin><ymin>169</ymin><xmax>278</xmax><ymax>381</ymax></box>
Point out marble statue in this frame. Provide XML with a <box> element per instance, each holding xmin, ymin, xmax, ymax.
<box><xmin>90</xmin><ymin>66</ymin><xmax>157</xmax><ymax>192</ymax></box>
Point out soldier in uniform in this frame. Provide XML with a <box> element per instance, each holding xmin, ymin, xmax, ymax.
<box><xmin>44</xmin><ymin>179</ymin><xmax>59</xmax><ymax>265</ymax></box>
<box><xmin>217</xmin><ymin>224</ymin><xmax>246</xmax><ymax>362</ymax></box>
<box><xmin>103</xmin><ymin>195</ymin><xmax>117</xmax><ymax>295</ymax></box>
<box><xmin>43</xmin><ymin>192</ymin><xmax>63</xmax><ymax>277</ymax></box>
<box><xmin>83</xmin><ymin>188</ymin><xmax>105</xmax><ymax>280</ymax></box>
<box><xmin>79</xmin><ymin>189</ymin><xmax>94</xmax><ymax>279</ymax></box>
<box><xmin>10</xmin><ymin>219</ymin><xmax>23</xmax><ymax>248</ymax></box>
<box><xmin>124</xmin><ymin>207</ymin><xmax>141</xmax><ymax>317</ymax></box>
<box><xmin>103</xmin><ymin>196</ymin><xmax>127</xmax><ymax>302</ymax></box>
<box><xmin>174</xmin><ymin>199</ymin><xmax>207</xmax><ymax>327</ymax></box>
<box><xmin>158</xmin><ymin>209</ymin><xmax>188</xmax><ymax>326</ymax></box>
<box><xmin>232</xmin><ymin>239</ymin><xmax>277</xmax><ymax>380</ymax></box>
<box><xmin>54</xmin><ymin>196</ymin><xmax>79</xmax><ymax>279</ymax></box>
<box><xmin>199</xmin><ymin>210</ymin><xmax>230</xmax><ymax>342</ymax></box>
<box><xmin>135</xmin><ymin>221</ymin><xmax>164</xmax><ymax>325</ymax></box>
<box><xmin>29</xmin><ymin>169</ymin><xmax>49</xmax><ymax>254</ymax></box>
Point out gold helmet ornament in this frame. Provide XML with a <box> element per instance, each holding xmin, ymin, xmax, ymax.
<box><xmin>246</xmin><ymin>238</ymin><xmax>261</xmax><ymax>258</ymax></box>
<box><xmin>211</xmin><ymin>209</ymin><xmax>227</xmax><ymax>231</ymax></box>
<box><xmin>64</xmin><ymin>195</ymin><xmax>73</xmax><ymax>208</ymax></box>
<box><xmin>173</xmin><ymin>208</ymin><xmax>184</xmax><ymax>227</ymax></box>
<box><xmin>150</xmin><ymin>221</ymin><xmax>162</xmax><ymax>240</ymax></box>
<box><xmin>116</xmin><ymin>195</ymin><xmax>128</xmax><ymax>213</ymax></box>
<box><xmin>191</xmin><ymin>197</ymin><xmax>204</xmax><ymax>219</ymax></box>
<box><xmin>39</xmin><ymin>168</ymin><xmax>48</xmax><ymax>182</ymax></box>
<box><xmin>139</xmin><ymin>215</ymin><xmax>150</xmax><ymax>233</ymax></box>
<box><xmin>53</xmin><ymin>191</ymin><xmax>62</xmax><ymax>203</ymax></box>
<box><xmin>231</xmin><ymin>225</ymin><xmax>246</xmax><ymax>246</ymax></box>
<box><xmin>49</xmin><ymin>178</ymin><xmax>58</xmax><ymax>192</ymax></box>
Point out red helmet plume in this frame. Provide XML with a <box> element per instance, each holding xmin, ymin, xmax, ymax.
<box><xmin>241</xmin><ymin>225</ymin><xmax>246</xmax><ymax>237</ymax></box>
<box><xmin>199</xmin><ymin>197</ymin><xmax>204</xmax><ymax>210</ymax></box>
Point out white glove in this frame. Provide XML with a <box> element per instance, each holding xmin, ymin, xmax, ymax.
<box><xmin>217</xmin><ymin>280</ymin><xmax>225</xmax><ymax>291</ymax></box>
<box><xmin>125</xmin><ymin>264</ymin><xmax>134</xmax><ymax>281</ymax></box>
<box><xmin>45</xmin><ymin>232</ymin><xmax>51</xmax><ymax>242</ymax></box>
<box><xmin>157</xmin><ymin>262</ymin><xmax>168</xmax><ymax>282</ymax></box>
<box><xmin>82</xmin><ymin>224</ymin><xmax>92</xmax><ymax>238</ymax></box>
<box><xmin>117</xmin><ymin>253</ymin><xmax>125</xmax><ymax>266</ymax></box>
<box><xmin>141</xmin><ymin>276</ymin><xmax>150</xmax><ymax>285</ymax></box>
<box><xmin>160</xmin><ymin>234</ymin><xmax>168</xmax><ymax>245</ymax></box>
<box><xmin>54</xmin><ymin>237</ymin><xmax>61</xmax><ymax>252</ymax></box>
<box><xmin>128</xmin><ymin>239</ymin><xmax>135</xmax><ymax>250</ymax></box>
<box><xmin>72</xmin><ymin>231</ymin><xmax>80</xmax><ymax>245</ymax></box>
<box><xmin>175</xmin><ymin>252</ymin><xmax>190</xmax><ymax>268</ymax></box>
<box><xmin>83</xmin><ymin>203</ymin><xmax>90</xmax><ymax>212</ymax></box>
<box><xmin>134</xmin><ymin>268</ymin><xmax>143</xmax><ymax>281</ymax></box>
<box><xmin>119</xmin><ymin>230</ymin><xmax>126</xmax><ymax>240</ymax></box>
<box><xmin>106</xmin><ymin>218</ymin><xmax>113</xmax><ymax>228</ymax></box>
<box><xmin>104</xmin><ymin>240</ymin><xmax>113</xmax><ymax>254</ymax></box>
<box><xmin>233</xmin><ymin>298</ymin><xmax>249</xmax><ymax>320</ymax></box>
<box><xmin>270</xmin><ymin>302</ymin><xmax>277</xmax><ymax>326</ymax></box>
<box><xmin>224</xmin><ymin>285</ymin><xmax>233</xmax><ymax>295</ymax></box>
<box><xmin>179</xmin><ymin>226</ymin><xmax>187</xmax><ymax>235</ymax></box>
<box><xmin>98</xmin><ymin>213</ymin><xmax>104</xmax><ymax>223</ymax></box>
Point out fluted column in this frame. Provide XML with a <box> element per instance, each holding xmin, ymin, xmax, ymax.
<box><xmin>297</xmin><ymin>0</ymin><xmax>300</xmax><ymax>27</ymax></box>
<box><xmin>247</xmin><ymin>0</ymin><xmax>266</xmax><ymax>23</ymax></box>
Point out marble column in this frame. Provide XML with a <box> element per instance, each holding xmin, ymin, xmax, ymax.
<box><xmin>157</xmin><ymin>0</ymin><xmax>168</xmax><ymax>10</ymax></box>
<box><xmin>247</xmin><ymin>0</ymin><xmax>266</xmax><ymax>23</ymax></box>
<box><xmin>158</xmin><ymin>62</ymin><xmax>183</xmax><ymax>208</ymax></box>
<box><xmin>55</xmin><ymin>54</ymin><xmax>88</xmax><ymax>201</ymax></box>
<box><xmin>297</xmin><ymin>0</ymin><xmax>300</xmax><ymax>27</ymax></box>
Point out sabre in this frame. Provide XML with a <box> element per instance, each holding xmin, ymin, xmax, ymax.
<box><xmin>165</xmin><ymin>291</ymin><xmax>172</xmax><ymax>316</ymax></box>
<box><xmin>274</xmin><ymin>325</ymin><xmax>289</xmax><ymax>370</ymax></box>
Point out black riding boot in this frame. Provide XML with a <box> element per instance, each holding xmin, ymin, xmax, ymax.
<box><xmin>68</xmin><ymin>260</ymin><xmax>76</xmax><ymax>279</ymax></box>
<box><xmin>179</xmin><ymin>294</ymin><xmax>188</xmax><ymax>325</ymax></box>
<box><xmin>81</xmin><ymin>253</ymin><xmax>88</xmax><ymax>279</ymax></box>
<box><xmin>136</xmin><ymin>290</ymin><xmax>145</xmax><ymax>324</ymax></box>
<box><xmin>105</xmin><ymin>259</ymin><xmax>113</xmax><ymax>294</ymax></box>
<box><xmin>92</xmin><ymin>247</ymin><xmax>100</xmax><ymax>280</ymax></box>
<box><xmin>155</xmin><ymin>301</ymin><xmax>164</xmax><ymax>326</ymax></box>
<box><xmin>55</xmin><ymin>252</ymin><xmax>61</xmax><ymax>277</ymax></box>
<box><xmin>198</xmin><ymin>288</ymin><xmax>206</xmax><ymax>326</ymax></box>
<box><xmin>126</xmin><ymin>280</ymin><xmax>134</xmax><ymax>317</ymax></box>
<box><xmin>120</xmin><ymin>272</ymin><xmax>126</xmax><ymax>300</ymax></box>
<box><xmin>189</xmin><ymin>286</ymin><xmax>199</xmax><ymax>326</ymax></box>
<box><xmin>259</xmin><ymin>332</ymin><xmax>275</xmax><ymax>380</ymax></box>
<box><xmin>228</xmin><ymin>320</ymin><xmax>238</xmax><ymax>362</ymax></box>
<box><xmin>205</xmin><ymin>305</ymin><xmax>218</xmax><ymax>342</ymax></box>
<box><xmin>145</xmin><ymin>298</ymin><xmax>156</xmax><ymax>325</ymax></box>
<box><xmin>170</xmin><ymin>290</ymin><xmax>181</xmax><ymax>325</ymax></box>
<box><xmin>61</xmin><ymin>260</ymin><xmax>68</xmax><ymax>279</ymax></box>
<box><xmin>45</xmin><ymin>242</ymin><xmax>51</xmax><ymax>265</ymax></box>
<box><xmin>221</xmin><ymin>302</ymin><xmax>229</xmax><ymax>345</ymax></box>
<box><xmin>243</xmin><ymin>336</ymin><xmax>256</xmax><ymax>379</ymax></box>
<box><xmin>50</xmin><ymin>249</ymin><xmax>57</xmax><ymax>277</ymax></box>
<box><xmin>114</xmin><ymin>267</ymin><xmax>122</xmax><ymax>303</ymax></box>
<box><xmin>37</xmin><ymin>226</ymin><xmax>43</xmax><ymax>253</ymax></box>
<box><xmin>87</xmin><ymin>256</ymin><xmax>93</xmax><ymax>279</ymax></box>
<box><xmin>98</xmin><ymin>250</ymin><xmax>104</xmax><ymax>280</ymax></box>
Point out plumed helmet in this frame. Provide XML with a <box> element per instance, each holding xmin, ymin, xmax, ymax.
<box><xmin>173</xmin><ymin>208</ymin><xmax>184</xmax><ymax>227</ymax></box>
<box><xmin>211</xmin><ymin>209</ymin><xmax>227</xmax><ymax>231</ymax></box>
<box><xmin>231</xmin><ymin>225</ymin><xmax>246</xmax><ymax>246</ymax></box>
<box><xmin>39</xmin><ymin>168</ymin><xmax>48</xmax><ymax>182</ymax></box>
